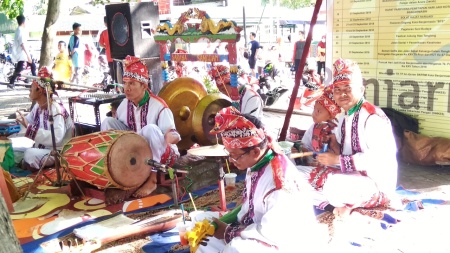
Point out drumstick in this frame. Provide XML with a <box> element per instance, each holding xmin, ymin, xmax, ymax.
<box><xmin>289</xmin><ymin>152</ymin><xmax>315</xmax><ymax>159</ymax></box>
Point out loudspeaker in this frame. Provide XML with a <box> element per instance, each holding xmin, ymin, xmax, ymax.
<box><xmin>105</xmin><ymin>2</ymin><xmax>160</xmax><ymax>60</ymax></box>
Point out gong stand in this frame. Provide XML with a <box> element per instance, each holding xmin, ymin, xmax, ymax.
<box><xmin>23</xmin><ymin>82</ymin><xmax>84</xmax><ymax>200</ymax></box>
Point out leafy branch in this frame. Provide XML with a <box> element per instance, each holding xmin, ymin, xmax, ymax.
<box><xmin>0</xmin><ymin>0</ymin><xmax>24</xmax><ymax>19</ymax></box>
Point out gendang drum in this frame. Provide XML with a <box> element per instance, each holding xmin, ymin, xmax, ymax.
<box><xmin>61</xmin><ymin>130</ymin><xmax>152</xmax><ymax>190</ymax></box>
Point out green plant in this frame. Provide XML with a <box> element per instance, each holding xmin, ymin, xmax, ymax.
<box><xmin>203</xmin><ymin>75</ymin><xmax>219</xmax><ymax>94</ymax></box>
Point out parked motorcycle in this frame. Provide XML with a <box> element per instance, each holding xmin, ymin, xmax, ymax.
<box><xmin>257</xmin><ymin>62</ymin><xmax>288</xmax><ymax>107</ymax></box>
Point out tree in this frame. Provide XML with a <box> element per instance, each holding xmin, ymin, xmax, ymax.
<box><xmin>0</xmin><ymin>0</ymin><xmax>24</xmax><ymax>19</ymax></box>
<box><xmin>39</xmin><ymin>0</ymin><xmax>61</xmax><ymax>67</ymax></box>
<box><xmin>262</xmin><ymin>0</ymin><xmax>315</xmax><ymax>9</ymax></box>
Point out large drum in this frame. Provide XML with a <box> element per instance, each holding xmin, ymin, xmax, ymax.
<box><xmin>61</xmin><ymin>130</ymin><xmax>152</xmax><ymax>190</ymax></box>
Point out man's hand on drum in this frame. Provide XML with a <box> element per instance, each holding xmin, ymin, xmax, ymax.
<box><xmin>316</xmin><ymin>152</ymin><xmax>340</xmax><ymax>166</ymax></box>
<box><xmin>16</xmin><ymin>110</ymin><xmax>28</xmax><ymax>128</ymax></box>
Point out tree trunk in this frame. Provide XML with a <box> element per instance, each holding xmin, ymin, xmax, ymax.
<box><xmin>39</xmin><ymin>0</ymin><xmax>62</xmax><ymax>68</ymax></box>
<box><xmin>0</xmin><ymin>193</ymin><xmax>23</xmax><ymax>253</ymax></box>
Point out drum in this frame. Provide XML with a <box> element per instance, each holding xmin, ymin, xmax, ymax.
<box><xmin>61</xmin><ymin>130</ymin><xmax>152</xmax><ymax>190</ymax></box>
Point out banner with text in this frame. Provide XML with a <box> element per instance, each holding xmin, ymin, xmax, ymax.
<box><xmin>331</xmin><ymin>0</ymin><xmax>450</xmax><ymax>138</ymax></box>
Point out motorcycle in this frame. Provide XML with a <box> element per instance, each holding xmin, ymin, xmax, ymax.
<box><xmin>298</xmin><ymin>62</ymin><xmax>323</xmax><ymax>109</ymax></box>
<box><xmin>257</xmin><ymin>62</ymin><xmax>288</xmax><ymax>107</ymax></box>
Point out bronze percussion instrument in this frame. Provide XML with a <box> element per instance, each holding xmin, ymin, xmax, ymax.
<box><xmin>158</xmin><ymin>77</ymin><xmax>207</xmax><ymax>150</ymax></box>
<box><xmin>192</xmin><ymin>93</ymin><xmax>232</xmax><ymax>147</ymax></box>
<box><xmin>187</xmin><ymin>144</ymin><xmax>228</xmax><ymax>157</ymax></box>
<box><xmin>158</xmin><ymin>78</ymin><xmax>232</xmax><ymax>150</ymax></box>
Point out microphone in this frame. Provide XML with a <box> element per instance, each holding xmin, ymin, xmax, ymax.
<box><xmin>146</xmin><ymin>159</ymin><xmax>167</xmax><ymax>169</ymax></box>
<box><xmin>145</xmin><ymin>159</ymin><xmax>188</xmax><ymax>174</ymax></box>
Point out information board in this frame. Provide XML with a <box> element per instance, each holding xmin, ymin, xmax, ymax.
<box><xmin>331</xmin><ymin>0</ymin><xmax>450</xmax><ymax>138</ymax></box>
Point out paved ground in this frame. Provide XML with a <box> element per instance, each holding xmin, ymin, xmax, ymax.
<box><xmin>1</xmin><ymin>83</ymin><xmax>449</xmax><ymax>193</ymax></box>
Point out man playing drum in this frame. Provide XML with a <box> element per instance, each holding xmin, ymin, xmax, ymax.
<box><xmin>211</xmin><ymin>65</ymin><xmax>264</xmax><ymax>119</ymax></box>
<box><xmin>316</xmin><ymin>58</ymin><xmax>398</xmax><ymax>217</ymax></box>
<box><xmin>196</xmin><ymin>107</ymin><xmax>323</xmax><ymax>252</ymax></box>
<box><xmin>101</xmin><ymin>56</ymin><xmax>181</xmax><ymax>199</ymax></box>
<box><xmin>16</xmin><ymin>67</ymin><xmax>74</xmax><ymax>171</ymax></box>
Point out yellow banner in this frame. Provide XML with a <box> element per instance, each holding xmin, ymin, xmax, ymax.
<box><xmin>332</xmin><ymin>0</ymin><xmax>450</xmax><ymax>138</ymax></box>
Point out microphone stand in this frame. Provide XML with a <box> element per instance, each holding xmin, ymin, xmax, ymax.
<box><xmin>146</xmin><ymin>159</ymin><xmax>188</xmax><ymax>207</ymax></box>
<box><xmin>22</xmin><ymin>82</ymin><xmax>84</xmax><ymax>200</ymax></box>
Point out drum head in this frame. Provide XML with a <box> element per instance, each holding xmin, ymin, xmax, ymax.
<box><xmin>108</xmin><ymin>133</ymin><xmax>152</xmax><ymax>189</ymax></box>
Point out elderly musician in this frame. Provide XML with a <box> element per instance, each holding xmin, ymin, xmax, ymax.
<box><xmin>196</xmin><ymin>106</ymin><xmax>322</xmax><ymax>253</ymax></box>
<box><xmin>101</xmin><ymin>56</ymin><xmax>181</xmax><ymax>199</ymax></box>
<box><xmin>316</xmin><ymin>58</ymin><xmax>398</xmax><ymax>217</ymax></box>
<box><xmin>16</xmin><ymin>67</ymin><xmax>74</xmax><ymax>171</ymax></box>
<box><xmin>211</xmin><ymin>65</ymin><xmax>264</xmax><ymax>120</ymax></box>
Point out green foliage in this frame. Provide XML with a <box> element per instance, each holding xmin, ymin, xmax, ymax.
<box><xmin>203</xmin><ymin>75</ymin><xmax>219</xmax><ymax>94</ymax></box>
<box><xmin>0</xmin><ymin>0</ymin><xmax>24</xmax><ymax>19</ymax></box>
<box><xmin>261</xmin><ymin>0</ymin><xmax>315</xmax><ymax>9</ymax></box>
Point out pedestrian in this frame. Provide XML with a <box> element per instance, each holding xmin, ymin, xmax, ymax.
<box><xmin>9</xmin><ymin>15</ymin><xmax>37</xmax><ymax>90</ymax></box>
<box><xmin>98</xmin><ymin>16</ymin><xmax>116</xmax><ymax>83</ymax></box>
<box><xmin>317</xmin><ymin>35</ymin><xmax>326</xmax><ymax>76</ymax></box>
<box><xmin>68</xmin><ymin>22</ymin><xmax>84</xmax><ymax>84</ymax></box>
<box><xmin>52</xmin><ymin>41</ymin><xmax>72</xmax><ymax>83</ymax></box>
<box><xmin>292</xmin><ymin>31</ymin><xmax>307</xmax><ymax>74</ymax></box>
<box><xmin>248</xmin><ymin>32</ymin><xmax>260</xmax><ymax>77</ymax></box>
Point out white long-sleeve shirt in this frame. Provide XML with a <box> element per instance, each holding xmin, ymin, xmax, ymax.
<box><xmin>25</xmin><ymin>101</ymin><xmax>74</xmax><ymax>149</ymax></box>
<box><xmin>335</xmin><ymin>104</ymin><xmax>398</xmax><ymax>194</ymax></box>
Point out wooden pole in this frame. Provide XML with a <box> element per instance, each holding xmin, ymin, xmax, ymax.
<box><xmin>278</xmin><ymin>0</ymin><xmax>323</xmax><ymax>141</ymax></box>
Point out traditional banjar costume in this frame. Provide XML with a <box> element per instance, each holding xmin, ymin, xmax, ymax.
<box><xmin>101</xmin><ymin>56</ymin><xmax>180</xmax><ymax>166</ymax></box>
<box><xmin>323</xmin><ymin>59</ymin><xmax>398</xmax><ymax>211</ymax></box>
<box><xmin>211</xmin><ymin>65</ymin><xmax>264</xmax><ymax>119</ymax></box>
<box><xmin>197</xmin><ymin>107</ymin><xmax>322</xmax><ymax>253</ymax></box>
<box><xmin>23</xmin><ymin>67</ymin><xmax>74</xmax><ymax>169</ymax></box>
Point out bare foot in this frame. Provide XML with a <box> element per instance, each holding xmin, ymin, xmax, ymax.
<box><xmin>133</xmin><ymin>172</ymin><xmax>158</xmax><ymax>198</ymax></box>
<box><xmin>105</xmin><ymin>187</ymin><xmax>137</xmax><ymax>206</ymax></box>
<box><xmin>333</xmin><ymin>206</ymin><xmax>352</xmax><ymax>219</ymax></box>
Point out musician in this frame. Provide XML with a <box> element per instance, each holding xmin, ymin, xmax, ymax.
<box><xmin>101</xmin><ymin>55</ymin><xmax>181</xmax><ymax>199</ymax></box>
<box><xmin>16</xmin><ymin>67</ymin><xmax>74</xmax><ymax>171</ymax></box>
<box><xmin>198</xmin><ymin>106</ymin><xmax>323</xmax><ymax>252</ymax></box>
<box><xmin>316</xmin><ymin>58</ymin><xmax>398</xmax><ymax>218</ymax></box>
<box><xmin>211</xmin><ymin>64</ymin><xmax>264</xmax><ymax>119</ymax></box>
<box><xmin>296</xmin><ymin>86</ymin><xmax>341</xmax><ymax>211</ymax></box>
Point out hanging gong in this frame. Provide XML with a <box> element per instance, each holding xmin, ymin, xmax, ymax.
<box><xmin>192</xmin><ymin>93</ymin><xmax>232</xmax><ymax>146</ymax></box>
<box><xmin>158</xmin><ymin>77</ymin><xmax>208</xmax><ymax>150</ymax></box>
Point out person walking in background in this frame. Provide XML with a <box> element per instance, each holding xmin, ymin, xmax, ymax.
<box><xmin>52</xmin><ymin>41</ymin><xmax>72</xmax><ymax>83</ymax></box>
<box><xmin>68</xmin><ymin>22</ymin><xmax>84</xmax><ymax>84</ymax></box>
<box><xmin>248</xmin><ymin>32</ymin><xmax>260</xmax><ymax>77</ymax></box>
<box><xmin>9</xmin><ymin>15</ymin><xmax>37</xmax><ymax>90</ymax></box>
<box><xmin>99</xmin><ymin>16</ymin><xmax>116</xmax><ymax>83</ymax></box>
<box><xmin>292</xmin><ymin>31</ymin><xmax>307</xmax><ymax>74</ymax></box>
<box><xmin>317</xmin><ymin>35</ymin><xmax>326</xmax><ymax>77</ymax></box>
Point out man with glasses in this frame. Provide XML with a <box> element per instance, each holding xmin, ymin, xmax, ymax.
<box><xmin>196</xmin><ymin>106</ymin><xmax>323</xmax><ymax>253</ymax></box>
<box><xmin>316</xmin><ymin>58</ymin><xmax>398</xmax><ymax>218</ymax></box>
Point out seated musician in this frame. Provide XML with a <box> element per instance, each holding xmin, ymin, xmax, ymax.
<box><xmin>101</xmin><ymin>56</ymin><xmax>181</xmax><ymax>199</ymax></box>
<box><xmin>197</xmin><ymin>106</ymin><xmax>322</xmax><ymax>252</ymax></box>
<box><xmin>212</xmin><ymin>64</ymin><xmax>264</xmax><ymax>119</ymax></box>
<box><xmin>315</xmin><ymin>58</ymin><xmax>398</xmax><ymax>217</ymax></box>
<box><xmin>295</xmin><ymin>85</ymin><xmax>341</xmax><ymax>211</ymax></box>
<box><xmin>15</xmin><ymin>67</ymin><xmax>74</xmax><ymax>171</ymax></box>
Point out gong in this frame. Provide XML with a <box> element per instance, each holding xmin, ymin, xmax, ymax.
<box><xmin>192</xmin><ymin>93</ymin><xmax>232</xmax><ymax>146</ymax></box>
<box><xmin>158</xmin><ymin>77</ymin><xmax>208</xmax><ymax>150</ymax></box>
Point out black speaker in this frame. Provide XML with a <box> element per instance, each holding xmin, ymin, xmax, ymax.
<box><xmin>105</xmin><ymin>2</ymin><xmax>160</xmax><ymax>60</ymax></box>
